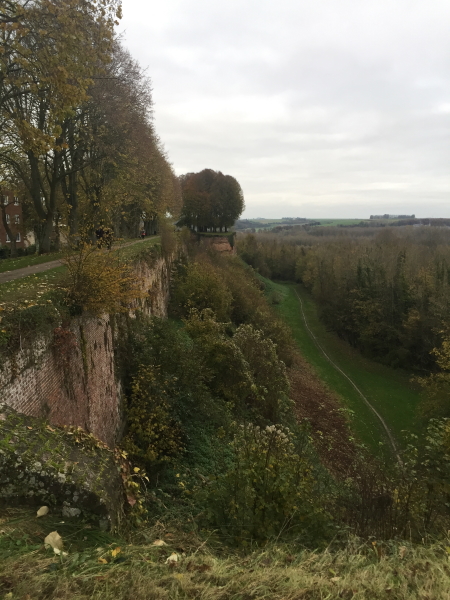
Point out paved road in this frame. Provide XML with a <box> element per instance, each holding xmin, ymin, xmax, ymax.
<box><xmin>0</xmin><ymin>238</ymin><xmax>153</xmax><ymax>285</ymax></box>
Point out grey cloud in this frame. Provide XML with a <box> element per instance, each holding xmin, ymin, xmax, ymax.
<box><xmin>120</xmin><ymin>0</ymin><xmax>450</xmax><ymax>218</ymax></box>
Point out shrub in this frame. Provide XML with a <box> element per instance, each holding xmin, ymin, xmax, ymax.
<box><xmin>417</xmin><ymin>333</ymin><xmax>450</xmax><ymax>419</ymax></box>
<box><xmin>233</xmin><ymin>324</ymin><xmax>291</xmax><ymax>423</ymax></box>
<box><xmin>170</xmin><ymin>260</ymin><xmax>232</xmax><ymax>321</ymax></box>
<box><xmin>203</xmin><ymin>423</ymin><xmax>331</xmax><ymax>545</ymax></box>
<box><xmin>122</xmin><ymin>365</ymin><xmax>184</xmax><ymax>472</ymax></box>
<box><xmin>183</xmin><ymin>309</ymin><xmax>254</xmax><ymax>409</ymax></box>
<box><xmin>62</xmin><ymin>244</ymin><xmax>142</xmax><ymax>315</ymax></box>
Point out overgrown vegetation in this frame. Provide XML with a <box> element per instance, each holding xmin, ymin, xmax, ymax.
<box><xmin>116</xmin><ymin>243</ymin><xmax>450</xmax><ymax>549</ymax></box>
<box><xmin>62</xmin><ymin>244</ymin><xmax>142</xmax><ymax>316</ymax></box>
<box><xmin>2</xmin><ymin>236</ymin><xmax>450</xmax><ymax>595</ymax></box>
<box><xmin>0</xmin><ymin>240</ymin><xmax>162</xmax><ymax>367</ymax></box>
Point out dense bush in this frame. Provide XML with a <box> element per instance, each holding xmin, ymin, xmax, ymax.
<box><xmin>202</xmin><ymin>423</ymin><xmax>332</xmax><ymax>544</ymax></box>
<box><xmin>170</xmin><ymin>251</ymin><xmax>294</xmax><ymax>365</ymax></box>
<box><xmin>170</xmin><ymin>260</ymin><xmax>232</xmax><ymax>321</ymax></box>
<box><xmin>122</xmin><ymin>365</ymin><xmax>184</xmax><ymax>470</ymax></box>
<box><xmin>62</xmin><ymin>244</ymin><xmax>142</xmax><ymax>315</ymax></box>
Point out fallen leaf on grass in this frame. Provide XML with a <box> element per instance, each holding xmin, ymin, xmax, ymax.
<box><xmin>37</xmin><ymin>506</ymin><xmax>49</xmax><ymax>518</ymax></box>
<box><xmin>44</xmin><ymin>531</ymin><xmax>63</xmax><ymax>553</ymax></box>
<box><xmin>111</xmin><ymin>547</ymin><xmax>121</xmax><ymax>557</ymax></box>
<box><xmin>399</xmin><ymin>546</ymin><xmax>407</xmax><ymax>559</ymax></box>
<box><xmin>330</xmin><ymin>577</ymin><xmax>341</xmax><ymax>583</ymax></box>
<box><xmin>152</xmin><ymin>539</ymin><xmax>167</xmax><ymax>547</ymax></box>
<box><xmin>166</xmin><ymin>552</ymin><xmax>178</xmax><ymax>564</ymax></box>
<box><xmin>98</xmin><ymin>558</ymin><xmax>108</xmax><ymax>564</ymax></box>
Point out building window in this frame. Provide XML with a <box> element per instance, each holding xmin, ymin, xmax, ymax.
<box><xmin>6</xmin><ymin>234</ymin><xmax>10</xmax><ymax>243</ymax></box>
<box><xmin>16</xmin><ymin>233</ymin><xmax>21</xmax><ymax>243</ymax></box>
<box><xmin>14</xmin><ymin>197</ymin><xmax>19</xmax><ymax>206</ymax></box>
<box><xmin>5</xmin><ymin>214</ymin><xmax>10</xmax><ymax>224</ymax></box>
<box><xmin>3</xmin><ymin>196</ymin><xmax>8</xmax><ymax>206</ymax></box>
<box><xmin>14</xmin><ymin>215</ymin><xmax>20</xmax><ymax>224</ymax></box>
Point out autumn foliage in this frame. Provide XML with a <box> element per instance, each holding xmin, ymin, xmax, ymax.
<box><xmin>178</xmin><ymin>169</ymin><xmax>244</xmax><ymax>232</ymax></box>
<box><xmin>62</xmin><ymin>244</ymin><xmax>142</xmax><ymax>315</ymax></box>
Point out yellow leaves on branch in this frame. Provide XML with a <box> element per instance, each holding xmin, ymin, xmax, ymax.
<box><xmin>62</xmin><ymin>244</ymin><xmax>143</xmax><ymax>316</ymax></box>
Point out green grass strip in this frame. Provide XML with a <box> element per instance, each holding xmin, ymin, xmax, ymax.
<box><xmin>0</xmin><ymin>252</ymin><xmax>62</xmax><ymax>273</ymax></box>
<box><xmin>267</xmin><ymin>280</ymin><xmax>421</xmax><ymax>453</ymax></box>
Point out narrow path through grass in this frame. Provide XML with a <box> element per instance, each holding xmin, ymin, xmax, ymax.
<box><xmin>266</xmin><ymin>279</ymin><xmax>421</xmax><ymax>454</ymax></box>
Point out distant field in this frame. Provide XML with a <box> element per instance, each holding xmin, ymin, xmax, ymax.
<box><xmin>315</xmin><ymin>218</ymin><xmax>371</xmax><ymax>226</ymax></box>
<box><xmin>238</xmin><ymin>217</ymin><xmax>376</xmax><ymax>230</ymax></box>
<box><xmin>237</xmin><ymin>217</ymin><xmax>411</xmax><ymax>229</ymax></box>
<box><xmin>263</xmin><ymin>278</ymin><xmax>422</xmax><ymax>454</ymax></box>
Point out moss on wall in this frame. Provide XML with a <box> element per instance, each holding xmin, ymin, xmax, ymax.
<box><xmin>0</xmin><ymin>404</ymin><xmax>125</xmax><ymax>530</ymax></box>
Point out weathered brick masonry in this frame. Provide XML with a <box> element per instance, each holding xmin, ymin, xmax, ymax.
<box><xmin>0</xmin><ymin>253</ymin><xmax>173</xmax><ymax>447</ymax></box>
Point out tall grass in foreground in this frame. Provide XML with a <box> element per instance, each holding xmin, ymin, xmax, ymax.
<box><xmin>1</xmin><ymin>509</ymin><xmax>450</xmax><ymax>600</ymax></box>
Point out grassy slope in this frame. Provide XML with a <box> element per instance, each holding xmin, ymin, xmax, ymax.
<box><xmin>1</xmin><ymin>508</ymin><xmax>449</xmax><ymax>600</ymax></box>
<box><xmin>0</xmin><ymin>266</ymin><xmax>66</xmax><ymax>304</ymax></box>
<box><xmin>265</xmin><ymin>279</ymin><xmax>421</xmax><ymax>453</ymax></box>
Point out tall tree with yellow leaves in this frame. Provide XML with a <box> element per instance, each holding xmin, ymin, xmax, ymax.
<box><xmin>0</xmin><ymin>0</ymin><xmax>122</xmax><ymax>252</ymax></box>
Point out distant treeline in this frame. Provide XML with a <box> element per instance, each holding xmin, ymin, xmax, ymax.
<box><xmin>238</xmin><ymin>225</ymin><xmax>450</xmax><ymax>371</ymax></box>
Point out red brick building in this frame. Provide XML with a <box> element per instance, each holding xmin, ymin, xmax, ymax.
<box><xmin>0</xmin><ymin>190</ymin><xmax>25</xmax><ymax>249</ymax></box>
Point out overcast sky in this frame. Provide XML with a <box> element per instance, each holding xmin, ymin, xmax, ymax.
<box><xmin>119</xmin><ymin>0</ymin><xmax>450</xmax><ymax>218</ymax></box>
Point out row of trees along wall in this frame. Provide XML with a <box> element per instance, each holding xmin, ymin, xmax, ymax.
<box><xmin>0</xmin><ymin>242</ymin><xmax>177</xmax><ymax>448</ymax></box>
<box><xmin>0</xmin><ymin>0</ymin><xmax>181</xmax><ymax>255</ymax></box>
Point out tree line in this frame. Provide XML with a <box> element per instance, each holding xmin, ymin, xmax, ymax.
<box><xmin>0</xmin><ymin>0</ymin><xmax>181</xmax><ymax>254</ymax></box>
<box><xmin>238</xmin><ymin>226</ymin><xmax>450</xmax><ymax>372</ymax></box>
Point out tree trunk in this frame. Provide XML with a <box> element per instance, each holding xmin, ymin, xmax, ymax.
<box><xmin>0</xmin><ymin>204</ymin><xmax>17</xmax><ymax>258</ymax></box>
<box><xmin>39</xmin><ymin>214</ymin><xmax>54</xmax><ymax>254</ymax></box>
<box><xmin>62</xmin><ymin>118</ymin><xmax>81</xmax><ymax>238</ymax></box>
<box><xmin>27</xmin><ymin>150</ymin><xmax>54</xmax><ymax>254</ymax></box>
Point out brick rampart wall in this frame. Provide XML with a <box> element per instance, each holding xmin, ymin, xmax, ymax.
<box><xmin>0</xmin><ymin>253</ymin><xmax>173</xmax><ymax>447</ymax></box>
